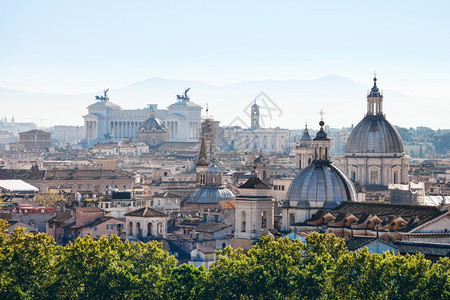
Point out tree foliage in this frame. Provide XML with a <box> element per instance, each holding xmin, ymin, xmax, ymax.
<box><xmin>0</xmin><ymin>223</ymin><xmax>449</xmax><ymax>299</ymax></box>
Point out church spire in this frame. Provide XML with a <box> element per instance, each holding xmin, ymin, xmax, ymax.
<box><xmin>312</xmin><ymin>117</ymin><xmax>331</xmax><ymax>162</ymax></box>
<box><xmin>196</xmin><ymin>137</ymin><xmax>208</xmax><ymax>167</ymax></box>
<box><xmin>300</xmin><ymin>123</ymin><xmax>311</xmax><ymax>142</ymax></box>
<box><xmin>367</xmin><ymin>75</ymin><xmax>383</xmax><ymax>116</ymax></box>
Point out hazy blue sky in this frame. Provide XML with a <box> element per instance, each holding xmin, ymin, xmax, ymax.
<box><xmin>1</xmin><ymin>1</ymin><xmax>449</xmax><ymax>99</ymax></box>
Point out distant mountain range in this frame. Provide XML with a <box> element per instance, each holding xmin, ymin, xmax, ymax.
<box><xmin>0</xmin><ymin>75</ymin><xmax>447</xmax><ymax>130</ymax></box>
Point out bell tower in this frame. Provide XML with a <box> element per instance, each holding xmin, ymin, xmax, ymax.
<box><xmin>251</xmin><ymin>101</ymin><xmax>260</xmax><ymax>130</ymax></box>
<box><xmin>294</xmin><ymin>123</ymin><xmax>314</xmax><ymax>170</ymax></box>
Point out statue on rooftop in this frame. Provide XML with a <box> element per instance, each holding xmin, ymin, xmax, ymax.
<box><xmin>95</xmin><ymin>88</ymin><xmax>110</xmax><ymax>102</ymax></box>
<box><xmin>176</xmin><ymin>87</ymin><xmax>191</xmax><ymax>101</ymax></box>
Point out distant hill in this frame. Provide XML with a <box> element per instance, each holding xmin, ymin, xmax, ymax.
<box><xmin>0</xmin><ymin>76</ymin><xmax>448</xmax><ymax>130</ymax></box>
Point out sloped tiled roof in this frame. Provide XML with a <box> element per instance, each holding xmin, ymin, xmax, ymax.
<box><xmin>332</xmin><ymin>202</ymin><xmax>441</xmax><ymax>232</ymax></box>
<box><xmin>125</xmin><ymin>207</ymin><xmax>168</xmax><ymax>218</ymax></box>
<box><xmin>195</xmin><ymin>222</ymin><xmax>231</xmax><ymax>233</ymax></box>
<box><xmin>77</xmin><ymin>207</ymin><xmax>104</xmax><ymax>213</ymax></box>
<box><xmin>80</xmin><ymin>216</ymin><xmax>124</xmax><ymax>228</ymax></box>
<box><xmin>49</xmin><ymin>211</ymin><xmax>73</xmax><ymax>223</ymax></box>
<box><xmin>239</xmin><ymin>176</ymin><xmax>271</xmax><ymax>189</ymax></box>
<box><xmin>345</xmin><ymin>237</ymin><xmax>377</xmax><ymax>251</ymax></box>
<box><xmin>196</xmin><ymin>246</ymin><xmax>216</xmax><ymax>254</ymax></box>
<box><xmin>395</xmin><ymin>242</ymin><xmax>450</xmax><ymax>257</ymax></box>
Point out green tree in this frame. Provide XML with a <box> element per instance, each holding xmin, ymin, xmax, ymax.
<box><xmin>205</xmin><ymin>234</ymin><xmax>345</xmax><ymax>299</ymax></box>
<box><xmin>0</xmin><ymin>220</ymin><xmax>58</xmax><ymax>299</ymax></box>
<box><xmin>49</xmin><ymin>235</ymin><xmax>177</xmax><ymax>299</ymax></box>
<box><xmin>424</xmin><ymin>257</ymin><xmax>450</xmax><ymax>299</ymax></box>
<box><xmin>165</xmin><ymin>264</ymin><xmax>208</xmax><ymax>299</ymax></box>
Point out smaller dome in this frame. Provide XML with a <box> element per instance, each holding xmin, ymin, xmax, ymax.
<box><xmin>142</xmin><ymin>117</ymin><xmax>166</xmax><ymax>131</ymax></box>
<box><xmin>286</xmin><ymin>162</ymin><xmax>356</xmax><ymax>209</ymax></box>
<box><xmin>207</xmin><ymin>164</ymin><xmax>221</xmax><ymax>174</ymax></box>
<box><xmin>186</xmin><ymin>186</ymin><xmax>235</xmax><ymax>204</ymax></box>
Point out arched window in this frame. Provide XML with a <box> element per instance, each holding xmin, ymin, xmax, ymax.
<box><xmin>157</xmin><ymin>222</ymin><xmax>163</xmax><ymax>236</ymax></box>
<box><xmin>136</xmin><ymin>222</ymin><xmax>141</xmax><ymax>237</ymax></box>
<box><xmin>147</xmin><ymin>222</ymin><xmax>153</xmax><ymax>236</ymax></box>
<box><xmin>128</xmin><ymin>221</ymin><xmax>133</xmax><ymax>235</ymax></box>
<box><xmin>289</xmin><ymin>213</ymin><xmax>295</xmax><ymax>226</ymax></box>
<box><xmin>262</xmin><ymin>170</ymin><xmax>267</xmax><ymax>180</ymax></box>
<box><xmin>241</xmin><ymin>211</ymin><xmax>246</xmax><ymax>232</ymax></box>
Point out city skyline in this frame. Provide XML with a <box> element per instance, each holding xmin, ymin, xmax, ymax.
<box><xmin>1</xmin><ymin>1</ymin><xmax>449</xmax><ymax>128</ymax></box>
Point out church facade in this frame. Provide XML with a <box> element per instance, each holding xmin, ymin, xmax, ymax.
<box><xmin>83</xmin><ymin>89</ymin><xmax>202</xmax><ymax>146</ymax></box>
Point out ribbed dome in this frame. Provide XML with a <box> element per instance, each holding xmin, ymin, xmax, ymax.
<box><xmin>186</xmin><ymin>186</ymin><xmax>235</xmax><ymax>204</ymax></box>
<box><xmin>142</xmin><ymin>117</ymin><xmax>166</xmax><ymax>131</ymax></box>
<box><xmin>286</xmin><ymin>162</ymin><xmax>356</xmax><ymax>209</ymax></box>
<box><xmin>345</xmin><ymin>115</ymin><xmax>403</xmax><ymax>154</ymax></box>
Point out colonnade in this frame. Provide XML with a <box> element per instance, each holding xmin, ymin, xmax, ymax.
<box><xmin>110</xmin><ymin>121</ymin><xmax>143</xmax><ymax>139</ymax></box>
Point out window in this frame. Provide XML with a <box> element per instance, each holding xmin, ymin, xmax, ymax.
<box><xmin>241</xmin><ymin>211</ymin><xmax>246</xmax><ymax>232</ymax></box>
<box><xmin>289</xmin><ymin>213</ymin><xmax>295</xmax><ymax>226</ymax></box>
<box><xmin>261</xmin><ymin>211</ymin><xmax>267</xmax><ymax>229</ymax></box>
<box><xmin>116</xmin><ymin>223</ymin><xmax>123</xmax><ymax>230</ymax></box>
<box><xmin>370</xmin><ymin>170</ymin><xmax>378</xmax><ymax>185</ymax></box>
<box><xmin>106</xmin><ymin>224</ymin><xmax>114</xmax><ymax>231</ymax></box>
<box><xmin>157</xmin><ymin>222</ymin><xmax>163</xmax><ymax>235</ymax></box>
<box><xmin>200</xmin><ymin>173</ymin><xmax>206</xmax><ymax>184</ymax></box>
<box><xmin>274</xmin><ymin>185</ymin><xmax>278</xmax><ymax>190</ymax></box>
<box><xmin>281</xmin><ymin>185</ymin><xmax>285</xmax><ymax>191</ymax></box>
<box><xmin>393</xmin><ymin>171</ymin><xmax>399</xmax><ymax>184</ymax></box>
<box><xmin>93</xmin><ymin>227</ymin><xmax>98</xmax><ymax>231</ymax></box>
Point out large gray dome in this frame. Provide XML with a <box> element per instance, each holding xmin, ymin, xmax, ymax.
<box><xmin>286</xmin><ymin>162</ymin><xmax>356</xmax><ymax>209</ymax></box>
<box><xmin>186</xmin><ymin>186</ymin><xmax>235</xmax><ymax>204</ymax></box>
<box><xmin>142</xmin><ymin>117</ymin><xmax>166</xmax><ymax>131</ymax></box>
<box><xmin>345</xmin><ymin>115</ymin><xmax>403</xmax><ymax>154</ymax></box>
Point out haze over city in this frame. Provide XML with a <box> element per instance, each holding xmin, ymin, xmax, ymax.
<box><xmin>1</xmin><ymin>2</ymin><xmax>450</xmax><ymax>299</ymax></box>
<box><xmin>1</xmin><ymin>1</ymin><xmax>449</xmax><ymax>129</ymax></box>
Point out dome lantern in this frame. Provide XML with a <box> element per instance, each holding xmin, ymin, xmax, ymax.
<box><xmin>367</xmin><ymin>76</ymin><xmax>384</xmax><ymax>116</ymax></box>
